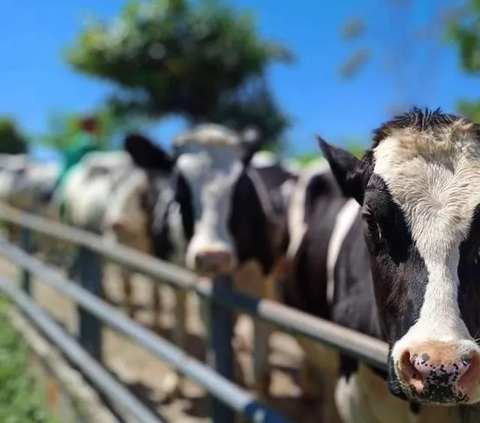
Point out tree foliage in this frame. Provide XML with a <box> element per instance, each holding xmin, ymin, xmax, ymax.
<box><xmin>448</xmin><ymin>0</ymin><xmax>480</xmax><ymax>74</ymax></box>
<box><xmin>0</xmin><ymin>117</ymin><xmax>28</xmax><ymax>155</ymax></box>
<box><xmin>64</xmin><ymin>0</ymin><xmax>293</xmax><ymax>150</ymax></box>
<box><xmin>448</xmin><ymin>0</ymin><xmax>480</xmax><ymax>123</ymax></box>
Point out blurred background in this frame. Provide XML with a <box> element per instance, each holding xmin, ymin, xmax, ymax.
<box><xmin>0</xmin><ymin>0</ymin><xmax>478</xmax><ymax>163</ymax></box>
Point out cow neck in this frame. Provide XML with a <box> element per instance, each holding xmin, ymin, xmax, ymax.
<box><xmin>326</xmin><ymin>198</ymin><xmax>361</xmax><ymax>305</ymax></box>
<box><xmin>245</xmin><ymin>167</ymin><xmax>284</xmax><ymax>229</ymax></box>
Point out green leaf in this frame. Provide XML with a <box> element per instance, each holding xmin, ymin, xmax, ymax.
<box><xmin>0</xmin><ymin>117</ymin><xmax>29</xmax><ymax>154</ymax></box>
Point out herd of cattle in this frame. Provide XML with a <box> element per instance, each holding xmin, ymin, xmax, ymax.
<box><xmin>2</xmin><ymin>107</ymin><xmax>480</xmax><ymax>422</ymax></box>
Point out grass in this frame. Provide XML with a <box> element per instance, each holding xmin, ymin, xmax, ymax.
<box><xmin>0</xmin><ymin>298</ymin><xmax>58</xmax><ymax>423</ymax></box>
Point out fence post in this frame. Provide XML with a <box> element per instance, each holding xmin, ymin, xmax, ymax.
<box><xmin>20</xmin><ymin>227</ymin><xmax>32</xmax><ymax>295</ymax></box>
<box><xmin>207</xmin><ymin>274</ymin><xmax>235</xmax><ymax>423</ymax></box>
<box><xmin>77</xmin><ymin>246</ymin><xmax>103</xmax><ymax>361</ymax></box>
<box><xmin>174</xmin><ymin>288</ymin><xmax>187</xmax><ymax>394</ymax></box>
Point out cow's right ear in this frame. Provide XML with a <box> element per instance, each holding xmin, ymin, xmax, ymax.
<box><xmin>124</xmin><ymin>133</ymin><xmax>174</xmax><ymax>172</ymax></box>
<box><xmin>316</xmin><ymin>135</ymin><xmax>364</xmax><ymax>204</ymax></box>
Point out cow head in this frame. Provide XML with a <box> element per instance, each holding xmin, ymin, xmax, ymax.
<box><xmin>319</xmin><ymin>108</ymin><xmax>480</xmax><ymax>405</ymax></box>
<box><xmin>125</xmin><ymin>124</ymin><xmax>261</xmax><ymax>275</ymax></box>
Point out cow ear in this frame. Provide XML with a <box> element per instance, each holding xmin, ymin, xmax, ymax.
<box><xmin>240</xmin><ymin>127</ymin><xmax>261</xmax><ymax>166</ymax></box>
<box><xmin>316</xmin><ymin>135</ymin><xmax>364</xmax><ymax>204</ymax></box>
<box><xmin>124</xmin><ymin>133</ymin><xmax>174</xmax><ymax>172</ymax></box>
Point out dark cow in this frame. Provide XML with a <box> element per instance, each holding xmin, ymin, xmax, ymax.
<box><xmin>284</xmin><ymin>108</ymin><xmax>480</xmax><ymax>422</ymax></box>
<box><xmin>125</xmin><ymin>123</ymin><xmax>297</xmax><ymax>400</ymax></box>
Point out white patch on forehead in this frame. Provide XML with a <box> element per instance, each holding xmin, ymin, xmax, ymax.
<box><xmin>373</xmin><ymin>131</ymin><xmax>480</xmax><ymax>356</ymax></box>
<box><xmin>177</xmin><ymin>144</ymin><xmax>244</xmax><ymax>269</ymax></box>
<box><xmin>173</xmin><ymin>124</ymin><xmax>241</xmax><ymax>148</ymax></box>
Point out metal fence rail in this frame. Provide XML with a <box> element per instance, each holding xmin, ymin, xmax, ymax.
<box><xmin>0</xmin><ymin>203</ymin><xmax>390</xmax><ymax>423</ymax></box>
<box><xmin>0</xmin><ymin>240</ymin><xmax>289</xmax><ymax>423</ymax></box>
<box><xmin>0</xmin><ymin>204</ymin><xmax>389</xmax><ymax>370</ymax></box>
<box><xmin>0</xmin><ymin>276</ymin><xmax>165</xmax><ymax>423</ymax></box>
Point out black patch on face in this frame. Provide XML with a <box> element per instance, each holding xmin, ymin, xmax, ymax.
<box><xmin>362</xmin><ymin>174</ymin><xmax>431</xmax><ymax>399</ymax></box>
<box><xmin>458</xmin><ymin>204</ymin><xmax>480</xmax><ymax>337</ymax></box>
<box><xmin>228</xmin><ymin>171</ymin><xmax>275</xmax><ymax>273</ymax></box>
<box><xmin>363</xmin><ymin>175</ymin><xmax>428</xmax><ymax>345</ymax></box>
<box><xmin>174</xmin><ymin>172</ymin><xmax>194</xmax><ymax>241</ymax></box>
<box><xmin>142</xmin><ymin>171</ymin><xmax>170</xmax><ymax>259</ymax></box>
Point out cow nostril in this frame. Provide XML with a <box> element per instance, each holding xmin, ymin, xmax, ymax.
<box><xmin>194</xmin><ymin>251</ymin><xmax>233</xmax><ymax>273</ymax></box>
<box><xmin>456</xmin><ymin>352</ymin><xmax>479</xmax><ymax>395</ymax></box>
<box><xmin>111</xmin><ymin>221</ymin><xmax>126</xmax><ymax>233</ymax></box>
<box><xmin>399</xmin><ymin>350</ymin><xmax>425</xmax><ymax>394</ymax></box>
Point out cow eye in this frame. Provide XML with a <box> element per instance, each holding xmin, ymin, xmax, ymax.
<box><xmin>367</xmin><ymin>220</ymin><xmax>383</xmax><ymax>243</ymax></box>
<box><xmin>362</xmin><ymin>206</ymin><xmax>383</xmax><ymax>243</ymax></box>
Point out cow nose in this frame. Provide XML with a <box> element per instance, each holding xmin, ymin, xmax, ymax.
<box><xmin>397</xmin><ymin>341</ymin><xmax>480</xmax><ymax>403</ymax></box>
<box><xmin>194</xmin><ymin>250</ymin><xmax>233</xmax><ymax>274</ymax></box>
<box><xmin>110</xmin><ymin>221</ymin><xmax>127</xmax><ymax>233</ymax></box>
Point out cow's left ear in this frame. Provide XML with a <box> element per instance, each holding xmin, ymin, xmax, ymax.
<box><xmin>240</xmin><ymin>127</ymin><xmax>261</xmax><ymax>166</ymax></box>
<box><xmin>316</xmin><ymin>135</ymin><xmax>365</xmax><ymax>204</ymax></box>
<box><xmin>124</xmin><ymin>133</ymin><xmax>174</xmax><ymax>172</ymax></box>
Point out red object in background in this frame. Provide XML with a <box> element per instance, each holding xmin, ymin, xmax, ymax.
<box><xmin>79</xmin><ymin>116</ymin><xmax>100</xmax><ymax>134</ymax></box>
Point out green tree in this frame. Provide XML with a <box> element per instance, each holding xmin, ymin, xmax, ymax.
<box><xmin>0</xmin><ymin>117</ymin><xmax>28</xmax><ymax>155</ymax></box>
<box><xmin>448</xmin><ymin>0</ymin><xmax>480</xmax><ymax>122</ymax></box>
<box><xmin>64</xmin><ymin>0</ymin><xmax>293</xmax><ymax>150</ymax></box>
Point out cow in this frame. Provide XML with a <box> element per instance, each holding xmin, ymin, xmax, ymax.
<box><xmin>124</xmin><ymin>123</ymin><xmax>298</xmax><ymax>401</ymax></box>
<box><xmin>50</xmin><ymin>148</ymin><xmax>155</xmax><ymax>318</ymax></box>
<box><xmin>284</xmin><ymin>108</ymin><xmax>480</xmax><ymax>422</ymax></box>
<box><xmin>282</xmin><ymin>162</ymin><xmax>348</xmax><ymax>422</ymax></box>
<box><xmin>104</xmin><ymin>144</ymin><xmax>297</xmax><ymax>334</ymax></box>
<box><xmin>0</xmin><ymin>156</ymin><xmax>60</xmax><ymax>247</ymax></box>
<box><xmin>102</xmin><ymin>136</ymin><xmax>174</xmax><ymax>329</ymax></box>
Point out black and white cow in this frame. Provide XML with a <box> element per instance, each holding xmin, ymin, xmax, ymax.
<box><xmin>284</xmin><ymin>108</ymin><xmax>480</xmax><ymax>422</ymax></box>
<box><xmin>124</xmin><ymin>123</ymin><xmax>297</xmax><ymax>399</ymax></box>
<box><xmin>51</xmin><ymin>148</ymin><xmax>159</xmax><ymax>318</ymax></box>
<box><xmin>0</xmin><ymin>155</ymin><xmax>60</xmax><ymax>246</ymax></box>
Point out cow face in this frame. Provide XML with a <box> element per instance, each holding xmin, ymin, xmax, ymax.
<box><xmin>319</xmin><ymin>108</ymin><xmax>480</xmax><ymax>405</ymax></box>
<box><xmin>125</xmin><ymin>125</ymin><xmax>260</xmax><ymax>275</ymax></box>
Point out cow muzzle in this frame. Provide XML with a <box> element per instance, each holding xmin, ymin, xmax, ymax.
<box><xmin>395</xmin><ymin>340</ymin><xmax>480</xmax><ymax>404</ymax></box>
<box><xmin>193</xmin><ymin>249</ymin><xmax>234</xmax><ymax>275</ymax></box>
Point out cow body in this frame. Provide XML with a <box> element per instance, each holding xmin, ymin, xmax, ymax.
<box><xmin>285</xmin><ymin>108</ymin><xmax>480</xmax><ymax>421</ymax></box>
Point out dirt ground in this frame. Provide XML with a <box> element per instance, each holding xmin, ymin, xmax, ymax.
<box><xmin>0</xmin><ymin>250</ymin><xmax>323</xmax><ymax>423</ymax></box>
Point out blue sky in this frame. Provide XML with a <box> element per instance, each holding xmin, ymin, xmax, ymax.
<box><xmin>1</xmin><ymin>0</ymin><xmax>479</xmax><ymax>162</ymax></box>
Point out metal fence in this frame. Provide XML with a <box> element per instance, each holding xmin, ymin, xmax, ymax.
<box><xmin>0</xmin><ymin>203</ymin><xmax>389</xmax><ymax>423</ymax></box>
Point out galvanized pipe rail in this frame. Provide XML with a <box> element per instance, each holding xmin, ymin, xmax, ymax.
<box><xmin>0</xmin><ymin>276</ymin><xmax>165</xmax><ymax>423</ymax></box>
<box><xmin>0</xmin><ymin>240</ymin><xmax>289</xmax><ymax>423</ymax></box>
<box><xmin>0</xmin><ymin>203</ymin><xmax>389</xmax><ymax>371</ymax></box>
